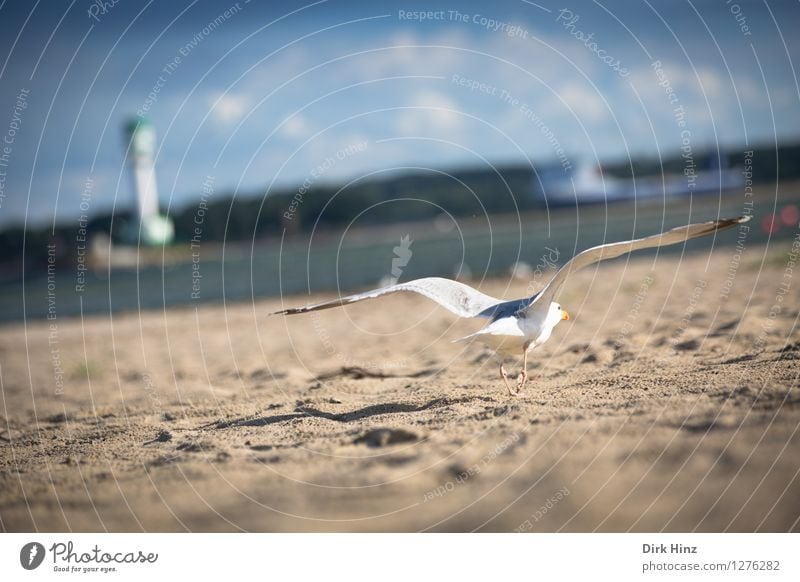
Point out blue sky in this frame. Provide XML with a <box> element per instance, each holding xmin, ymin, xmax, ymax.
<box><xmin>0</xmin><ymin>0</ymin><xmax>798</xmax><ymax>228</ymax></box>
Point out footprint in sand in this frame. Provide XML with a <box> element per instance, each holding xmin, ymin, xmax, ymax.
<box><xmin>354</xmin><ymin>428</ymin><xmax>418</xmax><ymax>448</ymax></box>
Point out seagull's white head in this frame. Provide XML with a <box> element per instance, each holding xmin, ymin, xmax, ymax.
<box><xmin>546</xmin><ymin>302</ymin><xmax>570</xmax><ymax>330</ymax></box>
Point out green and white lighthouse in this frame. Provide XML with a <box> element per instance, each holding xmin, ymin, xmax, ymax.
<box><xmin>124</xmin><ymin>118</ymin><xmax>174</xmax><ymax>245</ymax></box>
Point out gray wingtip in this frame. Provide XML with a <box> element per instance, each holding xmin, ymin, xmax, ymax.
<box><xmin>708</xmin><ymin>215</ymin><xmax>750</xmax><ymax>232</ymax></box>
<box><xmin>270</xmin><ymin>307</ymin><xmax>296</xmax><ymax>316</ymax></box>
<box><xmin>718</xmin><ymin>215</ymin><xmax>750</xmax><ymax>225</ymax></box>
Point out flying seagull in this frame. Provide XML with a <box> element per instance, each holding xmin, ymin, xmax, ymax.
<box><xmin>273</xmin><ymin>216</ymin><xmax>749</xmax><ymax>395</ymax></box>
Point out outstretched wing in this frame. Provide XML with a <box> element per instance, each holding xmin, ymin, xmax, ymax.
<box><xmin>271</xmin><ymin>276</ymin><xmax>504</xmax><ymax>319</ymax></box>
<box><xmin>527</xmin><ymin>216</ymin><xmax>750</xmax><ymax>311</ymax></box>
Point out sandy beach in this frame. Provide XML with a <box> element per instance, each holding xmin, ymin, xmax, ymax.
<box><xmin>1</xmin><ymin>241</ymin><xmax>798</xmax><ymax>532</ymax></box>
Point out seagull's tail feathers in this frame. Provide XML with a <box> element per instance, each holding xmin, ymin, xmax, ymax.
<box><xmin>452</xmin><ymin>317</ymin><xmax>525</xmax><ymax>353</ymax></box>
<box><xmin>452</xmin><ymin>331</ymin><xmax>478</xmax><ymax>344</ymax></box>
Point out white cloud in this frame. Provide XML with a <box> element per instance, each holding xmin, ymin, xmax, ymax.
<box><xmin>279</xmin><ymin>113</ymin><xmax>311</xmax><ymax>139</ymax></box>
<box><xmin>208</xmin><ymin>92</ymin><xmax>249</xmax><ymax>124</ymax></box>
<box><xmin>556</xmin><ymin>82</ymin><xmax>607</xmax><ymax>122</ymax></box>
<box><xmin>395</xmin><ymin>90</ymin><xmax>463</xmax><ymax>135</ymax></box>
<box><xmin>696</xmin><ymin>67</ymin><xmax>725</xmax><ymax>99</ymax></box>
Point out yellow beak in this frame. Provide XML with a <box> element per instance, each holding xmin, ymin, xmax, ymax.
<box><xmin>561</xmin><ymin>310</ymin><xmax>570</xmax><ymax>321</ymax></box>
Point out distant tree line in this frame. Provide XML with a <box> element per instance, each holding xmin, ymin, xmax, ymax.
<box><xmin>2</xmin><ymin>142</ymin><xmax>799</xmax><ymax>280</ymax></box>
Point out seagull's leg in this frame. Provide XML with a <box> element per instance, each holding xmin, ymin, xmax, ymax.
<box><xmin>517</xmin><ymin>342</ymin><xmax>532</xmax><ymax>392</ymax></box>
<box><xmin>499</xmin><ymin>361</ymin><xmax>515</xmax><ymax>396</ymax></box>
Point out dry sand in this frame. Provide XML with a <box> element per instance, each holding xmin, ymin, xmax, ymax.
<box><xmin>1</xmin><ymin>242</ymin><xmax>798</xmax><ymax>532</ymax></box>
